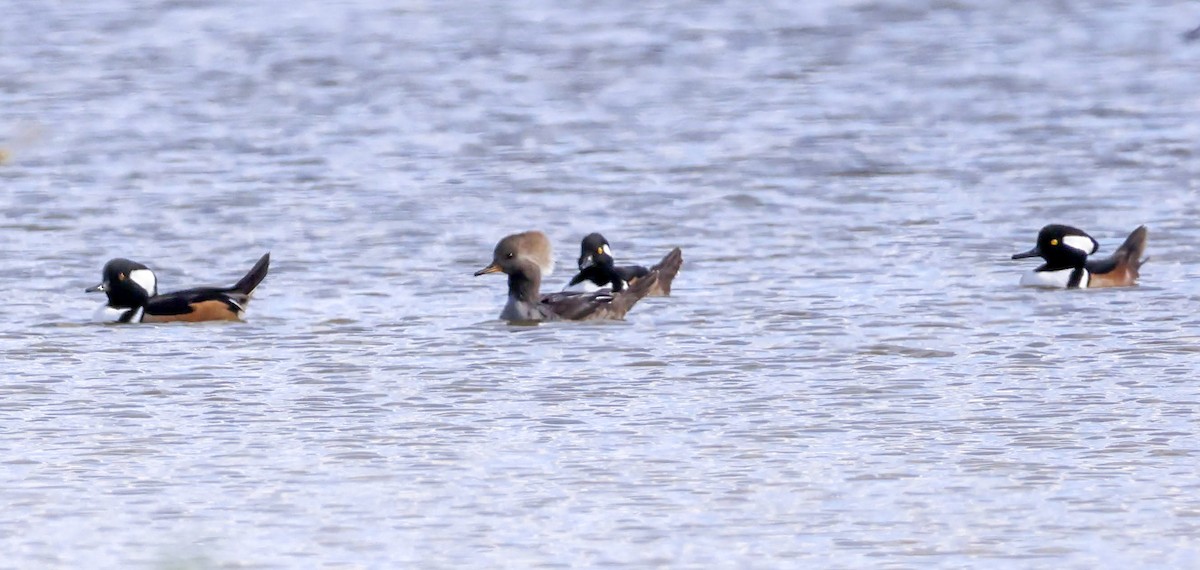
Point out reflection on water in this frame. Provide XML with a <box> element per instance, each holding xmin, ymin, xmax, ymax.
<box><xmin>2</xmin><ymin>0</ymin><xmax>1200</xmax><ymax>566</ymax></box>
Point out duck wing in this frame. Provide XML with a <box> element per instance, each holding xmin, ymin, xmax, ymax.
<box><xmin>614</xmin><ymin>264</ymin><xmax>650</xmax><ymax>282</ymax></box>
<box><xmin>541</xmin><ymin>270</ymin><xmax>659</xmax><ymax>320</ymax></box>
<box><xmin>1085</xmin><ymin>225</ymin><xmax>1147</xmax><ymax>287</ymax></box>
<box><xmin>142</xmin><ymin>287</ymin><xmax>247</xmax><ymax>319</ymax></box>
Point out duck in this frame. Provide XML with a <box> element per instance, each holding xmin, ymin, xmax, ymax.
<box><xmin>1011</xmin><ymin>225</ymin><xmax>1146</xmax><ymax>288</ymax></box>
<box><xmin>566</xmin><ymin>232</ymin><xmax>682</xmax><ymax>296</ymax></box>
<box><xmin>474</xmin><ymin>231</ymin><xmax>674</xmax><ymax>322</ymax></box>
<box><xmin>86</xmin><ymin>253</ymin><xmax>270</xmax><ymax>322</ymax></box>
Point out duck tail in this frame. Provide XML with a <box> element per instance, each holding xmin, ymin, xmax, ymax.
<box><xmin>1113</xmin><ymin>226</ymin><xmax>1148</xmax><ymax>281</ymax></box>
<box><xmin>648</xmin><ymin>247</ymin><xmax>683</xmax><ymax>296</ymax></box>
<box><xmin>233</xmin><ymin>253</ymin><xmax>271</xmax><ymax>296</ymax></box>
<box><xmin>610</xmin><ymin>269</ymin><xmax>658</xmax><ymax>315</ymax></box>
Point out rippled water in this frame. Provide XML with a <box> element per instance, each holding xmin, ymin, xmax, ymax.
<box><xmin>3</xmin><ymin>0</ymin><xmax>1200</xmax><ymax>567</ymax></box>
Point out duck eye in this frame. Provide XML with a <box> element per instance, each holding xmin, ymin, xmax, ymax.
<box><xmin>1049</xmin><ymin>239</ymin><xmax>1059</xmax><ymax>246</ymax></box>
<box><xmin>118</xmin><ymin>273</ymin><xmax>126</xmax><ymax>281</ymax></box>
<box><xmin>596</xmin><ymin>247</ymin><xmax>604</xmax><ymax>254</ymax></box>
<box><xmin>505</xmin><ymin>252</ymin><xmax>514</xmax><ymax>259</ymax></box>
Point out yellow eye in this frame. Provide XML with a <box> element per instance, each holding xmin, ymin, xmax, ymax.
<box><xmin>118</xmin><ymin>273</ymin><xmax>126</xmax><ymax>281</ymax></box>
<box><xmin>597</xmin><ymin>247</ymin><xmax>604</xmax><ymax>254</ymax></box>
<box><xmin>1049</xmin><ymin>239</ymin><xmax>1058</xmax><ymax>246</ymax></box>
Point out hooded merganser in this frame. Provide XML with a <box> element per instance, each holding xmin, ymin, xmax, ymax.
<box><xmin>474</xmin><ymin>231</ymin><xmax>670</xmax><ymax>323</ymax></box>
<box><xmin>567</xmin><ymin>232</ymin><xmax>682</xmax><ymax>296</ymax></box>
<box><xmin>86</xmin><ymin>253</ymin><xmax>270</xmax><ymax>322</ymax></box>
<box><xmin>1011</xmin><ymin>225</ymin><xmax>1147</xmax><ymax>289</ymax></box>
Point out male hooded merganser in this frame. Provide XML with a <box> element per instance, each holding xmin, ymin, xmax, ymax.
<box><xmin>566</xmin><ymin>232</ymin><xmax>682</xmax><ymax>296</ymax></box>
<box><xmin>1011</xmin><ymin>225</ymin><xmax>1147</xmax><ymax>289</ymax></box>
<box><xmin>474</xmin><ymin>231</ymin><xmax>673</xmax><ymax>323</ymax></box>
<box><xmin>86</xmin><ymin>253</ymin><xmax>270</xmax><ymax>323</ymax></box>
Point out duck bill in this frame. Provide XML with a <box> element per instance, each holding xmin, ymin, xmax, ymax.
<box><xmin>85</xmin><ymin>282</ymin><xmax>107</xmax><ymax>293</ymax></box>
<box><xmin>1011</xmin><ymin>247</ymin><xmax>1041</xmax><ymax>260</ymax></box>
<box><xmin>474</xmin><ymin>263</ymin><xmax>502</xmax><ymax>276</ymax></box>
<box><xmin>578</xmin><ymin>254</ymin><xmax>594</xmax><ymax>270</ymax></box>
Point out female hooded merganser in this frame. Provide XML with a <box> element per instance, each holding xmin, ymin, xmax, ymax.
<box><xmin>567</xmin><ymin>232</ymin><xmax>682</xmax><ymax>296</ymax></box>
<box><xmin>86</xmin><ymin>253</ymin><xmax>270</xmax><ymax>322</ymax></box>
<box><xmin>474</xmin><ymin>231</ymin><xmax>671</xmax><ymax>323</ymax></box>
<box><xmin>1011</xmin><ymin>225</ymin><xmax>1147</xmax><ymax>289</ymax></box>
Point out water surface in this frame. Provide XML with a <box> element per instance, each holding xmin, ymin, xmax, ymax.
<box><xmin>2</xmin><ymin>0</ymin><xmax>1200</xmax><ymax>567</ymax></box>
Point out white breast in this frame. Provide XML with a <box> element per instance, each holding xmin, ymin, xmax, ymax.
<box><xmin>562</xmin><ymin>281</ymin><xmax>604</xmax><ymax>293</ymax></box>
<box><xmin>1019</xmin><ymin>268</ymin><xmax>1088</xmax><ymax>289</ymax></box>
<box><xmin>94</xmin><ymin>305</ymin><xmax>142</xmax><ymax>323</ymax></box>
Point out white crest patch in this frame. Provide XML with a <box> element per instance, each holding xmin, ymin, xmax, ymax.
<box><xmin>129</xmin><ymin>269</ymin><xmax>157</xmax><ymax>296</ymax></box>
<box><xmin>1019</xmin><ymin>268</ymin><xmax>1088</xmax><ymax>289</ymax></box>
<box><xmin>1062</xmin><ymin>235</ymin><xmax>1098</xmax><ymax>255</ymax></box>
<box><xmin>600</xmin><ymin>244</ymin><xmax>612</xmax><ymax>256</ymax></box>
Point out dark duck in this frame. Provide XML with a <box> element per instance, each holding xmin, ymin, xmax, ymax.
<box><xmin>1011</xmin><ymin>225</ymin><xmax>1146</xmax><ymax>289</ymax></box>
<box><xmin>87</xmin><ymin>253</ymin><xmax>270</xmax><ymax>323</ymax></box>
<box><xmin>474</xmin><ymin>231</ymin><xmax>678</xmax><ymax>323</ymax></box>
<box><xmin>567</xmin><ymin>232</ymin><xmax>682</xmax><ymax>297</ymax></box>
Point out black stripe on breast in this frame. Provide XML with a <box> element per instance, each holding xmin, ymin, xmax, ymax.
<box><xmin>1068</xmin><ymin>267</ymin><xmax>1086</xmax><ymax>289</ymax></box>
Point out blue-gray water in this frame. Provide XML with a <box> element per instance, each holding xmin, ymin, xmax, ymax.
<box><xmin>3</xmin><ymin>0</ymin><xmax>1200</xmax><ymax>567</ymax></box>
